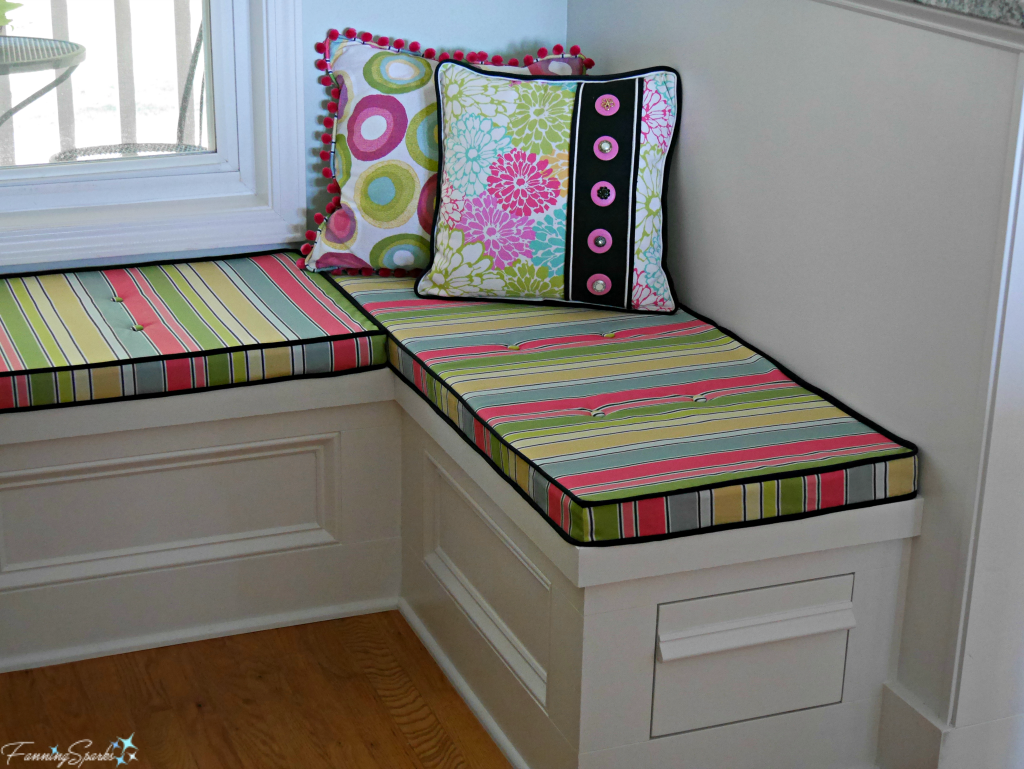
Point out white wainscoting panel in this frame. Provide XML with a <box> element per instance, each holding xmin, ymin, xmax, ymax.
<box><xmin>423</xmin><ymin>453</ymin><xmax>552</xmax><ymax>706</ymax></box>
<box><xmin>0</xmin><ymin>434</ymin><xmax>335</xmax><ymax>575</ymax></box>
<box><xmin>0</xmin><ymin>399</ymin><xmax>403</xmax><ymax>671</ymax></box>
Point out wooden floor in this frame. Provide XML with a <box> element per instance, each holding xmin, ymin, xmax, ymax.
<box><xmin>0</xmin><ymin>611</ymin><xmax>513</xmax><ymax>769</ymax></box>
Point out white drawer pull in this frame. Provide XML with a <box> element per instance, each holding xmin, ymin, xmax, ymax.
<box><xmin>657</xmin><ymin>600</ymin><xmax>856</xmax><ymax>662</ymax></box>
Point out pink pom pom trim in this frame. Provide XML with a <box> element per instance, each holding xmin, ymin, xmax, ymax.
<box><xmin>312</xmin><ymin>28</ymin><xmax>595</xmax><ymax>275</ymax></box>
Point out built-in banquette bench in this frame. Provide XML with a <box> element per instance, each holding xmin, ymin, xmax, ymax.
<box><xmin>0</xmin><ymin>252</ymin><xmax>922</xmax><ymax>769</ymax></box>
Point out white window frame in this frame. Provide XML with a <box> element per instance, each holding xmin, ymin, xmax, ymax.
<box><xmin>0</xmin><ymin>0</ymin><xmax>305</xmax><ymax>269</ymax></box>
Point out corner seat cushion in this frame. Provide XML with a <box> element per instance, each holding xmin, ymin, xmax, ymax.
<box><xmin>333</xmin><ymin>275</ymin><xmax>919</xmax><ymax>546</ymax></box>
<box><xmin>0</xmin><ymin>252</ymin><xmax>386</xmax><ymax>412</ymax></box>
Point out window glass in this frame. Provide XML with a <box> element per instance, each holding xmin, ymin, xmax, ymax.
<box><xmin>0</xmin><ymin>0</ymin><xmax>213</xmax><ymax>168</ymax></box>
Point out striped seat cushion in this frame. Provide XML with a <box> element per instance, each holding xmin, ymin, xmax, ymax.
<box><xmin>0</xmin><ymin>253</ymin><xmax>386</xmax><ymax>411</ymax></box>
<box><xmin>332</xmin><ymin>275</ymin><xmax>919</xmax><ymax>545</ymax></box>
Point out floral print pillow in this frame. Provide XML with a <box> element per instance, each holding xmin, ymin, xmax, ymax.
<box><xmin>419</xmin><ymin>63</ymin><xmax>680</xmax><ymax>313</ymax></box>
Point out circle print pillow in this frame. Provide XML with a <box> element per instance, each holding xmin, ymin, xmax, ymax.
<box><xmin>304</xmin><ymin>32</ymin><xmax>592</xmax><ymax>275</ymax></box>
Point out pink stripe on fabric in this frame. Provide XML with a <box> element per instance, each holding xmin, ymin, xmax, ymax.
<box><xmin>104</xmin><ymin>270</ymin><xmax>192</xmax><ymax>355</ymax></box>
<box><xmin>164</xmin><ymin>357</ymin><xmax>193</xmax><ymax>391</ymax></box>
<box><xmin>0</xmin><ymin>320</ymin><xmax>25</xmax><ymax>372</ymax></box>
<box><xmin>126</xmin><ymin>268</ymin><xmax>205</xmax><ymax>352</ymax></box>
<box><xmin>820</xmin><ymin>470</ymin><xmax>846</xmax><ymax>508</ymax></box>
<box><xmin>637</xmin><ymin>498</ymin><xmax>668</xmax><ymax>537</ymax></box>
<box><xmin>621</xmin><ymin>502</ymin><xmax>636</xmax><ymax>538</ymax></box>
<box><xmin>257</xmin><ymin>256</ymin><xmax>365</xmax><ymax>334</ymax></box>
<box><xmin>476</xmin><ymin>374</ymin><xmax>795</xmax><ymax>423</ymax></box>
<box><xmin>558</xmin><ymin>434</ymin><xmax>901</xmax><ymax>495</ymax></box>
<box><xmin>806</xmin><ymin>474</ymin><xmax>819</xmax><ymax>511</ymax></box>
<box><xmin>0</xmin><ymin>377</ymin><xmax>14</xmax><ymax>409</ymax></box>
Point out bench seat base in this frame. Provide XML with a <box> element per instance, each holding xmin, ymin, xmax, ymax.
<box><xmin>0</xmin><ymin>371</ymin><xmax>918</xmax><ymax>769</ymax></box>
<box><xmin>399</xmin><ymin>379</ymin><xmax>918</xmax><ymax>769</ymax></box>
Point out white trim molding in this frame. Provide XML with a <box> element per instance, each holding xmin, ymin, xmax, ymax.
<box><xmin>0</xmin><ymin>0</ymin><xmax>306</xmax><ymax>268</ymax></box>
<box><xmin>811</xmin><ymin>0</ymin><xmax>1024</xmax><ymax>52</ymax></box>
<box><xmin>656</xmin><ymin>600</ymin><xmax>856</xmax><ymax>662</ymax></box>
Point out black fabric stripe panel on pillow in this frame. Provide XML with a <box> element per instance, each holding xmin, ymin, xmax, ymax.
<box><xmin>566</xmin><ymin>78</ymin><xmax>642</xmax><ymax>308</ymax></box>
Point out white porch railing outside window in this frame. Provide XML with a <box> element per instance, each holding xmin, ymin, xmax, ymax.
<box><xmin>0</xmin><ymin>0</ymin><xmax>212</xmax><ymax>168</ymax></box>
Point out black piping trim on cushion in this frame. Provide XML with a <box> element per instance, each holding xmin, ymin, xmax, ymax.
<box><xmin>0</xmin><ymin>330</ymin><xmax>384</xmax><ymax>379</ymax></box>
<box><xmin>371</xmin><ymin>310</ymin><xmax>917</xmax><ymax>506</ymax></box>
<box><xmin>389</xmin><ymin>362</ymin><xmax>917</xmax><ymax>549</ymax></box>
<box><xmin>416</xmin><ymin>60</ymin><xmax>684</xmax><ymax>315</ymax></box>
<box><xmin>0</xmin><ymin>247</ymin><xmax>383</xmax><ymax>378</ymax></box>
<box><xmin>0</xmin><ymin>362</ymin><xmax>390</xmax><ymax>416</ymax></box>
<box><xmin>328</xmin><ymin>276</ymin><xmax>920</xmax><ymax>543</ymax></box>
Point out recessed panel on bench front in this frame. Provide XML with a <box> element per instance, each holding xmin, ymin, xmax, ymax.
<box><xmin>423</xmin><ymin>454</ymin><xmax>552</xmax><ymax>705</ymax></box>
<box><xmin>651</xmin><ymin>574</ymin><xmax>855</xmax><ymax>736</ymax></box>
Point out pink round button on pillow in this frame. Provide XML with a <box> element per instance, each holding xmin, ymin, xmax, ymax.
<box><xmin>595</xmin><ymin>94</ymin><xmax>620</xmax><ymax>116</ymax></box>
<box><xmin>587</xmin><ymin>274</ymin><xmax>612</xmax><ymax>296</ymax></box>
<box><xmin>587</xmin><ymin>229</ymin><xmax>612</xmax><ymax>253</ymax></box>
<box><xmin>591</xmin><ymin>182</ymin><xmax>616</xmax><ymax>207</ymax></box>
<box><xmin>593</xmin><ymin>136</ymin><xmax>619</xmax><ymax>160</ymax></box>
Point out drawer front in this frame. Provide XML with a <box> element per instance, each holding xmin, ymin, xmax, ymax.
<box><xmin>652</xmin><ymin>574</ymin><xmax>854</xmax><ymax>736</ymax></box>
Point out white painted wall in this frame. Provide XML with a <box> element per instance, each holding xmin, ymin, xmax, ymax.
<box><xmin>301</xmin><ymin>0</ymin><xmax>569</xmax><ymax>218</ymax></box>
<box><xmin>568</xmin><ymin>0</ymin><xmax>1021</xmax><ymax>726</ymax></box>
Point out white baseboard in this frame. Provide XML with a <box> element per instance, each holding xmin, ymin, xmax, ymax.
<box><xmin>398</xmin><ymin>597</ymin><xmax>532</xmax><ymax>769</ymax></box>
<box><xmin>877</xmin><ymin>682</ymin><xmax>945</xmax><ymax>769</ymax></box>
<box><xmin>1</xmin><ymin>595</ymin><xmax>397</xmax><ymax>674</ymax></box>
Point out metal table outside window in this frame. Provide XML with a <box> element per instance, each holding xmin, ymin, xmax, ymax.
<box><xmin>0</xmin><ymin>35</ymin><xmax>85</xmax><ymax>128</ymax></box>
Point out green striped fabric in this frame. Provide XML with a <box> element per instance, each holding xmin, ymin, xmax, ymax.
<box><xmin>0</xmin><ymin>253</ymin><xmax>387</xmax><ymax>411</ymax></box>
<box><xmin>333</xmin><ymin>274</ymin><xmax>919</xmax><ymax>545</ymax></box>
